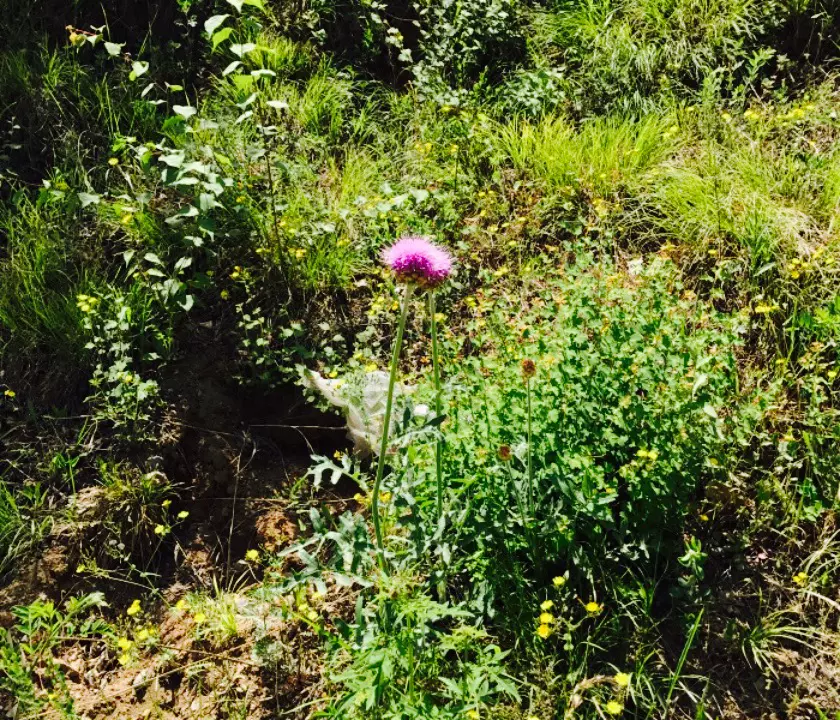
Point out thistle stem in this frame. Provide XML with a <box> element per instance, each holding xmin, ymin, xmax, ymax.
<box><xmin>372</xmin><ymin>284</ymin><xmax>414</xmax><ymax>571</ymax></box>
<box><xmin>526</xmin><ymin>378</ymin><xmax>533</xmax><ymax>518</ymax></box>
<box><xmin>429</xmin><ymin>292</ymin><xmax>443</xmax><ymax>519</ymax></box>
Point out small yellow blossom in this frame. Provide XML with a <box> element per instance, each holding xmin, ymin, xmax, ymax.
<box><xmin>162</xmin><ymin>499</ymin><xmax>172</xmax><ymax>508</ymax></box>
<box><xmin>539</xmin><ymin>612</ymin><xmax>555</xmax><ymax>625</ymax></box>
<box><xmin>540</xmin><ymin>599</ymin><xmax>554</xmax><ymax>611</ymax></box>
<box><xmin>177</xmin><ymin>510</ymin><xmax>189</xmax><ymax>520</ymax></box>
<box><xmin>466</xmin><ymin>711</ymin><xmax>480</xmax><ymax>720</ymax></box>
<box><xmin>220</xmin><ymin>290</ymin><xmax>230</xmax><ymax>300</ymax></box>
<box><xmin>76</xmin><ymin>563</ymin><xmax>86</xmax><ymax>573</ymax></box>
<box><xmin>584</xmin><ymin>601</ymin><xmax>603</xmax><ymax>615</ymax></box>
<box><xmin>792</xmin><ymin>571</ymin><xmax>808</xmax><ymax>587</ymax></box>
<box><xmin>126</xmin><ymin>599</ymin><xmax>142</xmax><ymax>616</ymax></box>
<box><xmin>118</xmin><ymin>653</ymin><xmax>131</xmax><ymax>666</ymax></box>
<box><xmin>3</xmin><ymin>389</ymin><xmax>15</xmax><ymax>398</ymax></box>
<box><xmin>552</xmin><ymin>576</ymin><xmax>566</xmax><ymax>588</ymax></box>
<box><xmin>108</xmin><ymin>157</ymin><xmax>119</xmax><ymax>166</ymax></box>
<box><xmin>117</xmin><ymin>637</ymin><xmax>133</xmax><ymax>651</ymax></box>
<box><xmin>614</xmin><ymin>672</ymin><xmax>631</xmax><ymax>688</ymax></box>
<box><xmin>193</xmin><ymin>612</ymin><xmax>207</xmax><ymax>624</ymax></box>
<box><xmin>136</xmin><ymin>628</ymin><xmax>150</xmax><ymax>642</ymax></box>
<box><xmin>246</xmin><ymin>549</ymin><xmax>260</xmax><ymax>563</ymax></box>
<box><xmin>536</xmin><ymin>624</ymin><xmax>553</xmax><ymax>639</ymax></box>
<box><xmin>379</xmin><ymin>492</ymin><xmax>392</xmax><ymax>504</ymax></box>
<box><xmin>154</xmin><ymin>524</ymin><xmax>167</xmax><ymax>536</ymax></box>
<box><xmin>175</xmin><ymin>599</ymin><xmax>188</xmax><ymax>611</ymax></box>
<box><xmin>605</xmin><ymin>700</ymin><xmax>624</xmax><ymax>716</ymax></box>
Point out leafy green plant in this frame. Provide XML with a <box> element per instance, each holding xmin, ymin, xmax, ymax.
<box><xmin>0</xmin><ymin>593</ymin><xmax>112</xmax><ymax>717</ymax></box>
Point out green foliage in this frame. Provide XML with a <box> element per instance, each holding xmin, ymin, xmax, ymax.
<box><xmin>322</xmin><ymin>574</ymin><xmax>518</xmax><ymax>719</ymax></box>
<box><xmin>0</xmin><ymin>481</ymin><xmax>53</xmax><ymax>576</ymax></box>
<box><xmin>0</xmin><ymin>593</ymin><xmax>111</xmax><ymax>717</ymax></box>
<box><xmin>427</xmin><ymin>255</ymin><xmax>749</xmax><ymax>607</ymax></box>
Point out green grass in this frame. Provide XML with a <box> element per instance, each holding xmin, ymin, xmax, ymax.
<box><xmin>0</xmin><ymin>1</ymin><xmax>840</xmax><ymax>718</ymax></box>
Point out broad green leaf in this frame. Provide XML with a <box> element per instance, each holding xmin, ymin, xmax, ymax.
<box><xmin>229</xmin><ymin>42</ymin><xmax>256</xmax><ymax>57</ymax></box>
<box><xmin>172</xmin><ymin>105</ymin><xmax>197</xmax><ymax>119</ymax></box>
<box><xmin>77</xmin><ymin>192</ymin><xmax>100</xmax><ymax>208</ymax></box>
<box><xmin>204</xmin><ymin>13</ymin><xmax>229</xmax><ymax>35</ymax></box>
<box><xmin>129</xmin><ymin>60</ymin><xmax>149</xmax><ymax>81</ymax></box>
<box><xmin>104</xmin><ymin>42</ymin><xmax>124</xmax><ymax>56</ymax></box>
<box><xmin>212</xmin><ymin>27</ymin><xmax>233</xmax><ymax>49</ymax></box>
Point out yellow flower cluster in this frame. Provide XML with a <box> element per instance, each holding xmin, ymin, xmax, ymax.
<box><xmin>76</xmin><ymin>294</ymin><xmax>100</xmax><ymax>313</ymax></box>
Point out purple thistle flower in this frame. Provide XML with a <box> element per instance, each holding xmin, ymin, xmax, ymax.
<box><xmin>382</xmin><ymin>235</ymin><xmax>453</xmax><ymax>289</ymax></box>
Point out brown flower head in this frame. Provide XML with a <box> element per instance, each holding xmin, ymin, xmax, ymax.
<box><xmin>521</xmin><ymin>358</ymin><xmax>536</xmax><ymax>380</ymax></box>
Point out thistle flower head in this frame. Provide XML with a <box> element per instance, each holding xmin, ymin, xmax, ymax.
<box><xmin>521</xmin><ymin>358</ymin><xmax>536</xmax><ymax>380</ymax></box>
<box><xmin>382</xmin><ymin>235</ymin><xmax>453</xmax><ymax>289</ymax></box>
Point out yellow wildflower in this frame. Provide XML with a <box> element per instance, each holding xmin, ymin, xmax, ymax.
<box><xmin>552</xmin><ymin>576</ymin><xmax>566</xmax><ymax>588</ymax></box>
<box><xmin>117</xmin><ymin>637</ymin><xmax>133</xmax><ymax>651</ymax></box>
<box><xmin>136</xmin><ymin>628</ymin><xmax>150</xmax><ymax>642</ymax></box>
<box><xmin>175</xmin><ymin>599</ymin><xmax>188</xmax><ymax>611</ymax></box>
<box><xmin>126</xmin><ymin>599</ymin><xmax>142</xmax><ymax>617</ymax></box>
<box><xmin>539</xmin><ymin>613</ymin><xmax>555</xmax><ymax>625</ymax></box>
<box><xmin>614</xmin><ymin>672</ymin><xmax>631</xmax><ymax>688</ymax></box>
<box><xmin>177</xmin><ymin>510</ymin><xmax>189</xmax><ymax>520</ymax></box>
<box><xmin>540</xmin><ymin>599</ymin><xmax>554</xmax><ymax>611</ymax></box>
<box><xmin>246</xmin><ymin>549</ymin><xmax>260</xmax><ymax>563</ymax></box>
<box><xmin>536</xmin><ymin>624</ymin><xmax>553</xmax><ymax>639</ymax></box>
<box><xmin>605</xmin><ymin>700</ymin><xmax>624</xmax><ymax>715</ymax></box>
<box><xmin>193</xmin><ymin>612</ymin><xmax>207</xmax><ymax>624</ymax></box>
<box><xmin>792</xmin><ymin>572</ymin><xmax>808</xmax><ymax>587</ymax></box>
<box><xmin>118</xmin><ymin>653</ymin><xmax>131</xmax><ymax>666</ymax></box>
<box><xmin>584</xmin><ymin>601</ymin><xmax>603</xmax><ymax>615</ymax></box>
<box><xmin>4</xmin><ymin>389</ymin><xmax>16</xmax><ymax>398</ymax></box>
<box><xmin>153</xmin><ymin>524</ymin><xmax>167</xmax><ymax>536</ymax></box>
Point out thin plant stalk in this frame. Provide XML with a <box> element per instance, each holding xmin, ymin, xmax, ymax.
<box><xmin>526</xmin><ymin>377</ymin><xmax>534</xmax><ymax>518</ymax></box>
<box><xmin>429</xmin><ymin>292</ymin><xmax>443</xmax><ymax>519</ymax></box>
<box><xmin>371</xmin><ymin>284</ymin><xmax>414</xmax><ymax>570</ymax></box>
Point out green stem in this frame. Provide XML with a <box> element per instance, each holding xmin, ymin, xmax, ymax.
<box><xmin>429</xmin><ymin>292</ymin><xmax>444</xmax><ymax>519</ymax></box>
<box><xmin>372</xmin><ymin>284</ymin><xmax>414</xmax><ymax>571</ymax></box>
<box><xmin>526</xmin><ymin>379</ymin><xmax>533</xmax><ymax>518</ymax></box>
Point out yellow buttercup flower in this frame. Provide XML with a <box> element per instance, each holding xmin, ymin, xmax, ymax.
<box><xmin>539</xmin><ymin>612</ymin><xmax>555</xmax><ymax>625</ymax></box>
<box><xmin>126</xmin><ymin>599</ymin><xmax>142</xmax><ymax>617</ymax></box>
<box><xmin>792</xmin><ymin>572</ymin><xmax>808</xmax><ymax>587</ymax></box>
<box><xmin>193</xmin><ymin>612</ymin><xmax>207</xmax><ymax>624</ymax></box>
<box><xmin>246</xmin><ymin>549</ymin><xmax>260</xmax><ymax>563</ymax></box>
<box><xmin>584</xmin><ymin>601</ymin><xmax>603</xmax><ymax>615</ymax></box>
<box><xmin>117</xmin><ymin>637</ymin><xmax>133</xmax><ymax>651</ymax></box>
<box><xmin>614</xmin><ymin>672</ymin><xmax>631</xmax><ymax>688</ymax></box>
<box><xmin>536</xmin><ymin>624</ymin><xmax>553</xmax><ymax>639</ymax></box>
<box><xmin>553</xmin><ymin>576</ymin><xmax>566</xmax><ymax>588</ymax></box>
<box><xmin>540</xmin><ymin>599</ymin><xmax>554</xmax><ymax>611</ymax></box>
<box><xmin>605</xmin><ymin>700</ymin><xmax>624</xmax><ymax>715</ymax></box>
